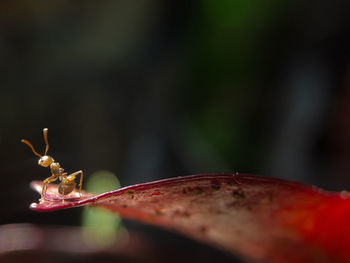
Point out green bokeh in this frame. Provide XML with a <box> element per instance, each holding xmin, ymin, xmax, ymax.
<box><xmin>81</xmin><ymin>170</ymin><xmax>124</xmax><ymax>248</ymax></box>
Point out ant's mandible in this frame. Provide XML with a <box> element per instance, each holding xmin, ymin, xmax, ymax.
<box><xmin>22</xmin><ymin>128</ymin><xmax>83</xmax><ymax>202</ymax></box>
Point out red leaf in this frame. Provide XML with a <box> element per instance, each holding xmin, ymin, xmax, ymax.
<box><xmin>30</xmin><ymin>173</ymin><xmax>350</xmax><ymax>263</ymax></box>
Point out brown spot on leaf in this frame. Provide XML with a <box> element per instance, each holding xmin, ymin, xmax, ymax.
<box><xmin>173</xmin><ymin>209</ymin><xmax>191</xmax><ymax>217</ymax></box>
<box><xmin>199</xmin><ymin>225</ymin><xmax>208</xmax><ymax>234</ymax></box>
<box><xmin>194</xmin><ymin>188</ymin><xmax>203</xmax><ymax>195</ymax></box>
<box><xmin>124</xmin><ymin>190</ymin><xmax>135</xmax><ymax>199</ymax></box>
<box><xmin>228</xmin><ymin>181</ymin><xmax>239</xmax><ymax>186</ymax></box>
<box><xmin>232</xmin><ymin>188</ymin><xmax>245</xmax><ymax>199</ymax></box>
<box><xmin>182</xmin><ymin>186</ymin><xmax>203</xmax><ymax>195</ymax></box>
<box><xmin>211</xmin><ymin>179</ymin><xmax>221</xmax><ymax>190</ymax></box>
<box><xmin>154</xmin><ymin>208</ymin><xmax>163</xmax><ymax>215</ymax></box>
<box><xmin>125</xmin><ymin>190</ymin><xmax>135</xmax><ymax>195</ymax></box>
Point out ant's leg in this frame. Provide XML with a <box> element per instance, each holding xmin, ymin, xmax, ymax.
<box><xmin>41</xmin><ymin>175</ymin><xmax>58</xmax><ymax>202</ymax></box>
<box><xmin>42</xmin><ymin>175</ymin><xmax>57</xmax><ymax>201</ymax></box>
<box><xmin>67</xmin><ymin>170</ymin><xmax>83</xmax><ymax>197</ymax></box>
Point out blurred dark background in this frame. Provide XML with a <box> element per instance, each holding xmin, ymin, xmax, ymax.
<box><xmin>1</xmin><ymin>0</ymin><xmax>350</xmax><ymax>262</ymax></box>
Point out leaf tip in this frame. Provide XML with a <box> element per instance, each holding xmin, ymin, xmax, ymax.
<box><xmin>30</xmin><ymin>202</ymin><xmax>38</xmax><ymax>209</ymax></box>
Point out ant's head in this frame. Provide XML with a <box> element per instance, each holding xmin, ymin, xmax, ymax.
<box><xmin>38</xmin><ymin>155</ymin><xmax>54</xmax><ymax>167</ymax></box>
<box><xmin>22</xmin><ymin>128</ymin><xmax>54</xmax><ymax>167</ymax></box>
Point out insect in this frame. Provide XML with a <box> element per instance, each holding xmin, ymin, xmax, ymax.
<box><xmin>21</xmin><ymin>128</ymin><xmax>83</xmax><ymax>202</ymax></box>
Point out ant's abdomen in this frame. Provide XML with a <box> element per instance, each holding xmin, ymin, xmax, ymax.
<box><xmin>58</xmin><ymin>180</ymin><xmax>76</xmax><ymax>195</ymax></box>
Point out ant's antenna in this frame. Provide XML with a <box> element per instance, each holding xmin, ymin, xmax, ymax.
<box><xmin>43</xmin><ymin>128</ymin><xmax>49</xmax><ymax>155</ymax></box>
<box><xmin>21</xmin><ymin>139</ymin><xmax>42</xmax><ymax>158</ymax></box>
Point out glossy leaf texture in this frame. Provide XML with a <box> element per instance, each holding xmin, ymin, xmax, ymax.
<box><xmin>30</xmin><ymin>173</ymin><xmax>350</xmax><ymax>263</ymax></box>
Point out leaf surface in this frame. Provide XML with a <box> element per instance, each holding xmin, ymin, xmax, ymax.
<box><xmin>30</xmin><ymin>173</ymin><xmax>350</xmax><ymax>263</ymax></box>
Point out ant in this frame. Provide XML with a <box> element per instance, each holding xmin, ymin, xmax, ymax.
<box><xmin>22</xmin><ymin>128</ymin><xmax>83</xmax><ymax>203</ymax></box>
